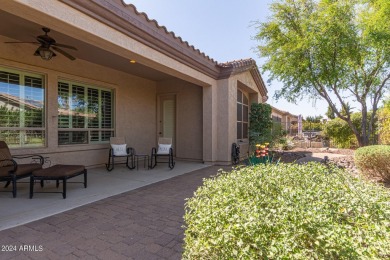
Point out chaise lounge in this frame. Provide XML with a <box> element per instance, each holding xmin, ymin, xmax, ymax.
<box><xmin>0</xmin><ymin>141</ymin><xmax>44</xmax><ymax>198</ymax></box>
<box><xmin>30</xmin><ymin>164</ymin><xmax>87</xmax><ymax>199</ymax></box>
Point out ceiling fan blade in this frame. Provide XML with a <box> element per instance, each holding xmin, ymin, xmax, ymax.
<box><xmin>52</xmin><ymin>46</ymin><xmax>76</xmax><ymax>61</ymax></box>
<box><xmin>53</xmin><ymin>43</ymin><xmax>77</xmax><ymax>50</ymax></box>
<box><xmin>5</xmin><ymin>41</ymin><xmax>39</xmax><ymax>44</ymax></box>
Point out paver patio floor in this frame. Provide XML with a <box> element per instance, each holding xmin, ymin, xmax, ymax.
<box><xmin>0</xmin><ymin>166</ymin><xmax>230</xmax><ymax>260</ymax></box>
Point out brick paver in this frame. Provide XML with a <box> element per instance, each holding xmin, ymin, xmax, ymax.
<box><xmin>0</xmin><ymin>166</ymin><xmax>230</xmax><ymax>259</ymax></box>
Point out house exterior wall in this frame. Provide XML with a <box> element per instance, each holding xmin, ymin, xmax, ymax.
<box><xmin>214</xmin><ymin>71</ymin><xmax>264</xmax><ymax>164</ymax></box>
<box><xmin>0</xmin><ymin>37</ymin><xmax>157</xmax><ymax>167</ymax></box>
<box><xmin>0</xmin><ymin>0</ymin><xmax>267</xmax><ymax>166</ymax></box>
<box><xmin>271</xmin><ymin>107</ymin><xmax>299</xmax><ymax>136</ymax></box>
<box><xmin>3</xmin><ymin>0</ymin><xmax>216</xmax><ymax>88</ymax></box>
<box><xmin>202</xmin><ymin>84</ymin><xmax>218</xmax><ymax>164</ymax></box>
<box><xmin>156</xmin><ymin>79</ymin><xmax>203</xmax><ymax>161</ymax></box>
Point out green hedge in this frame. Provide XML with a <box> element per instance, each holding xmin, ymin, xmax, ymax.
<box><xmin>183</xmin><ymin>164</ymin><xmax>390</xmax><ymax>259</ymax></box>
<box><xmin>355</xmin><ymin>145</ymin><xmax>390</xmax><ymax>182</ymax></box>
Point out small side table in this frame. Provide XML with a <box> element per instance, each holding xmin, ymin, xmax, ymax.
<box><xmin>134</xmin><ymin>154</ymin><xmax>149</xmax><ymax>170</ymax></box>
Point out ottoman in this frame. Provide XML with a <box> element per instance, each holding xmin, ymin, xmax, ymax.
<box><xmin>30</xmin><ymin>165</ymin><xmax>87</xmax><ymax>199</ymax></box>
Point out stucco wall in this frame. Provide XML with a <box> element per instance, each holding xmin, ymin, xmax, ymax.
<box><xmin>0</xmin><ymin>36</ymin><xmax>157</xmax><ymax>167</ymax></box>
<box><xmin>217</xmin><ymin>71</ymin><xmax>264</xmax><ymax>163</ymax></box>
<box><xmin>156</xmin><ymin>79</ymin><xmax>203</xmax><ymax>161</ymax></box>
<box><xmin>0</xmin><ymin>0</ymin><xmax>268</xmax><ymax>166</ymax></box>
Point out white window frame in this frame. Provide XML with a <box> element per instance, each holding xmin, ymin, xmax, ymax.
<box><xmin>0</xmin><ymin>66</ymin><xmax>46</xmax><ymax>148</ymax></box>
<box><xmin>57</xmin><ymin>79</ymin><xmax>114</xmax><ymax>145</ymax></box>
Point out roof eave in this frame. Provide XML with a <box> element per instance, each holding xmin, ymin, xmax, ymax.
<box><xmin>59</xmin><ymin>0</ymin><xmax>221</xmax><ymax>78</ymax></box>
<box><xmin>218</xmin><ymin>59</ymin><xmax>268</xmax><ymax>98</ymax></box>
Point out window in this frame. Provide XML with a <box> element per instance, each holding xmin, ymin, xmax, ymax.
<box><xmin>58</xmin><ymin>80</ymin><xmax>114</xmax><ymax>145</ymax></box>
<box><xmin>272</xmin><ymin>115</ymin><xmax>282</xmax><ymax>123</ymax></box>
<box><xmin>237</xmin><ymin>89</ymin><xmax>249</xmax><ymax>139</ymax></box>
<box><xmin>0</xmin><ymin>68</ymin><xmax>45</xmax><ymax>148</ymax></box>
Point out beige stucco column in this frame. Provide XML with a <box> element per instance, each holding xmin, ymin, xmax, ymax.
<box><xmin>215</xmin><ymin>78</ymin><xmax>237</xmax><ymax>164</ymax></box>
<box><xmin>46</xmin><ymin>73</ymin><xmax>59</xmax><ymax>149</ymax></box>
<box><xmin>202</xmin><ymin>84</ymin><xmax>218</xmax><ymax>164</ymax></box>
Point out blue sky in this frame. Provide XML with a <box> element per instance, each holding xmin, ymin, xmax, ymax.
<box><xmin>125</xmin><ymin>0</ymin><xmax>329</xmax><ymax>118</ymax></box>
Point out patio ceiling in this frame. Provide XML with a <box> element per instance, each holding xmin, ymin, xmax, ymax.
<box><xmin>0</xmin><ymin>9</ymin><xmax>174</xmax><ymax>81</ymax></box>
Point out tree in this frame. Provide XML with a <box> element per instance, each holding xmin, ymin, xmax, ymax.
<box><xmin>254</xmin><ymin>0</ymin><xmax>390</xmax><ymax>146</ymax></box>
<box><xmin>303</xmin><ymin>115</ymin><xmax>323</xmax><ymax>131</ymax></box>
<box><xmin>323</xmin><ymin>111</ymin><xmax>376</xmax><ymax>148</ymax></box>
<box><xmin>378</xmin><ymin>98</ymin><xmax>390</xmax><ymax>144</ymax></box>
<box><xmin>326</xmin><ymin>106</ymin><xmax>335</xmax><ymax>119</ymax></box>
<box><xmin>339</xmin><ymin>102</ymin><xmax>354</xmax><ymax>116</ymax></box>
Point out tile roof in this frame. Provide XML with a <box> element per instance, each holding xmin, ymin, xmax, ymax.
<box><xmin>271</xmin><ymin>105</ymin><xmax>299</xmax><ymax>118</ymax></box>
<box><xmin>59</xmin><ymin>0</ymin><xmax>268</xmax><ymax>95</ymax></box>
<box><xmin>219</xmin><ymin>58</ymin><xmax>268</xmax><ymax>97</ymax></box>
<box><xmin>219</xmin><ymin>58</ymin><xmax>257</xmax><ymax>68</ymax></box>
<box><xmin>121</xmin><ymin>1</ymin><xmax>218</xmax><ymax>65</ymax></box>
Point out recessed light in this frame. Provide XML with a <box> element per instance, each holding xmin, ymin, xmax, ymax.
<box><xmin>129</xmin><ymin>59</ymin><xmax>136</xmax><ymax>64</ymax></box>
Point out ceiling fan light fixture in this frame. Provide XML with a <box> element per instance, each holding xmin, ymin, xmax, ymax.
<box><xmin>38</xmin><ymin>46</ymin><xmax>54</xmax><ymax>60</ymax></box>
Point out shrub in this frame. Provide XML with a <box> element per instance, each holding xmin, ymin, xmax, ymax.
<box><xmin>378</xmin><ymin>100</ymin><xmax>390</xmax><ymax>145</ymax></box>
<box><xmin>249</xmin><ymin>103</ymin><xmax>273</xmax><ymax>147</ymax></box>
<box><xmin>323</xmin><ymin>112</ymin><xmax>377</xmax><ymax>148</ymax></box>
<box><xmin>183</xmin><ymin>164</ymin><xmax>390</xmax><ymax>259</ymax></box>
<box><xmin>323</xmin><ymin>117</ymin><xmax>357</xmax><ymax>148</ymax></box>
<box><xmin>355</xmin><ymin>145</ymin><xmax>390</xmax><ymax>182</ymax></box>
<box><xmin>274</xmin><ymin>136</ymin><xmax>295</xmax><ymax>150</ymax></box>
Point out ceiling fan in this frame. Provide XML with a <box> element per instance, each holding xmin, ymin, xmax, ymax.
<box><xmin>5</xmin><ymin>27</ymin><xmax>77</xmax><ymax>61</ymax></box>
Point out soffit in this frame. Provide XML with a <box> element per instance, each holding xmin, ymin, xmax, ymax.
<box><xmin>0</xmin><ymin>9</ymin><xmax>174</xmax><ymax>81</ymax></box>
<box><xmin>59</xmin><ymin>0</ymin><xmax>221</xmax><ymax>79</ymax></box>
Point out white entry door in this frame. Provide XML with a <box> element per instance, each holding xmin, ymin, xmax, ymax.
<box><xmin>158</xmin><ymin>95</ymin><xmax>176</xmax><ymax>151</ymax></box>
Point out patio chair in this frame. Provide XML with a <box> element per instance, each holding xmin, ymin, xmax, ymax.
<box><xmin>0</xmin><ymin>141</ymin><xmax>44</xmax><ymax>198</ymax></box>
<box><xmin>106</xmin><ymin>137</ymin><xmax>135</xmax><ymax>171</ymax></box>
<box><xmin>150</xmin><ymin>137</ymin><xmax>175</xmax><ymax>169</ymax></box>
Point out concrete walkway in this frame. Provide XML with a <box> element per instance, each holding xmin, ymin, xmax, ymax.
<box><xmin>0</xmin><ymin>165</ymin><xmax>229</xmax><ymax>259</ymax></box>
<box><xmin>0</xmin><ymin>161</ymin><xmax>208</xmax><ymax>231</ymax></box>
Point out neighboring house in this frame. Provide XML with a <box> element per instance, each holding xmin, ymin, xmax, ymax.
<box><xmin>0</xmin><ymin>0</ymin><xmax>267</xmax><ymax>166</ymax></box>
<box><xmin>0</xmin><ymin>93</ymin><xmax>43</xmax><ymax>111</ymax></box>
<box><xmin>271</xmin><ymin>106</ymin><xmax>299</xmax><ymax>136</ymax></box>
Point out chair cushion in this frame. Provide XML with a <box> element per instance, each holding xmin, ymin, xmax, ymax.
<box><xmin>32</xmin><ymin>165</ymin><xmax>84</xmax><ymax>177</ymax></box>
<box><xmin>111</xmin><ymin>144</ymin><xmax>128</xmax><ymax>156</ymax></box>
<box><xmin>157</xmin><ymin>144</ymin><xmax>171</xmax><ymax>155</ymax></box>
<box><xmin>0</xmin><ymin>166</ymin><xmax>13</xmax><ymax>177</ymax></box>
<box><xmin>14</xmin><ymin>164</ymin><xmax>42</xmax><ymax>176</ymax></box>
<box><xmin>0</xmin><ymin>148</ymin><xmax>13</xmax><ymax>167</ymax></box>
<box><xmin>0</xmin><ymin>164</ymin><xmax>42</xmax><ymax>177</ymax></box>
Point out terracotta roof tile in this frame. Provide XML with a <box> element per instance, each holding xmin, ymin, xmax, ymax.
<box><xmin>218</xmin><ymin>58</ymin><xmax>257</xmax><ymax>68</ymax></box>
<box><xmin>120</xmin><ymin>1</ymin><xmax>218</xmax><ymax>65</ymax></box>
<box><xmin>218</xmin><ymin>58</ymin><xmax>268</xmax><ymax>97</ymax></box>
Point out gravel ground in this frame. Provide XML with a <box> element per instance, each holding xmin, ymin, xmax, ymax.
<box><xmin>274</xmin><ymin>148</ymin><xmax>358</xmax><ymax>174</ymax></box>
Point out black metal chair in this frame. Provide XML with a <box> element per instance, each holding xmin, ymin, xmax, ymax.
<box><xmin>150</xmin><ymin>138</ymin><xmax>175</xmax><ymax>169</ymax></box>
<box><xmin>106</xmin><ymin>137</ymin><xmax>135</xmax><ymax>171</ymax></box>
<box><xmin>231</xmin><ymin>143</ymin><xmax>240</xmax><ymax>165</ymax></box>
<box><xmin>0</xmin><ymin>141</ymin><xmax>44</xmax><ymax>198</ymax></box>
